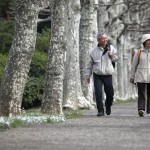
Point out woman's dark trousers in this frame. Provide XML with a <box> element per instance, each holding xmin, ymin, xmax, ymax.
<box><xmin>93</xmin><ymin>73</ymin><xmax>114</xmax><ymax>113</ymax></box>
<box><xmin>137</xmin><ymin>82</ymin><xmax>150</xmax><ymax>113</ymax></box>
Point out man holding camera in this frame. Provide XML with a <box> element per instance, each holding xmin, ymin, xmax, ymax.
<box><xmin>85</xmin><ymin>33</ymin><xmax>118</xmax><ymax>116</ymax></box>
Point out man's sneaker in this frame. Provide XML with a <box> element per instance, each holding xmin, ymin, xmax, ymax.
<box><xmin>97</xmin><ymin>112</ymin><xmax>104</xmax><ymax>117</ymax></box>
<box><xmin>106</xmin><ymin>107</ymin><xmax>111</xmax><ymax>115</ymax></box>
<box><xmin>138</xmin><ymin>110</ymin><xmax>144</xmax><ymax>117</ymax></box>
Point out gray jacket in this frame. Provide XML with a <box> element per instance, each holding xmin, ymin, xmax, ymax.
<box><xmin>130</xmin><ymin>48</ymin><xmax>150</xmax><ymax>83</ymax></box>
<box><xmin>85</xmin><ymin>45</ymin><xmax>118</xmax><ymax>76</ymax></box>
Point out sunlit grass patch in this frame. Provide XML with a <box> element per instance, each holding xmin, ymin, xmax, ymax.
<box><xmin>64</xmin><ymin>109</ymin><xmax>82</xmax><ymax>119</ymax></box>
<box><xmin>0</xmin><ymin>108</ymin><xmax>83</xmax><ymax>130</ymax></box>
<box><xmin>0</xmin><ymin>123</ymin><xmax>10</xmax><ymax>131</ymax></box>
<box><xmin>46</xmin><ymin>117</ymin><xmax>64</xmax><ymax>124</ymax></box>
<box><xmin>114</xmin><ymin>98</ymin><xmax>136</xmax><ymax>104</ymax></box>
<box><xmin>10</xmin><ymin>119</ymin><xmax>25</xmax><ymax>128</ymax></box>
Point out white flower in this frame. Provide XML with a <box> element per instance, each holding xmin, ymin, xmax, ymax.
<box><xmin>0</xmin><ymin>117</ymin><xmax>5</xmax><ymax>123</ymax></box>
<box><xmin>0</xmin><ymin>114</ymin><xmax>65</xmax><ymax>128</ymax></box>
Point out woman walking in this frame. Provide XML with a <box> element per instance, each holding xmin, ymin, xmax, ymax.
<box><xmin>130</xmin><ymin>34</ymin><xmax>150</xmax><ymax>117</ymax></box>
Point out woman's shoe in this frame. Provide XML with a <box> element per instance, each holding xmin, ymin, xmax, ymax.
<box><xmin>106</xmin><ymin>107</ymin><xmax>111</xmax><ymax>115</ymax></box>
<box><xmin>138</xmin><ymin>110</ymin><xmax>144</xmax><ymax>117</ymax></box>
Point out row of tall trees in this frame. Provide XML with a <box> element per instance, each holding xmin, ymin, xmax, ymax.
<box><xmin>0</xmin><ymin>0</ymin><xmax>150</xmax><ymax>116</ymax></box>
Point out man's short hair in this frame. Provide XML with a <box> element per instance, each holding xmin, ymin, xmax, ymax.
<box><xmin>97</xmin><ymin>33</ymin><xmax>107</xmax><ymax>40</ymax></box>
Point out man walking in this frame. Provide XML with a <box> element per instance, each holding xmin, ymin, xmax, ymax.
<box><xmin>85</xmin><ymin>33</ymin><xmax>118</xmax><ymax>116</ymax></box>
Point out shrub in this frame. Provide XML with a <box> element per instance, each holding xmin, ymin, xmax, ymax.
<box><xmin>36</xmin><ymin>27</ymin><xmax>50</xmax><ymax>53</ymax></box>
<box><xmin>0</xmin><ymin>53</ymin><xmax>7</xmax><ymax>85</ymax></box>
<box><xmin>22</xmin><ymin>77</ymin><xmax>45</xmax><ymax>109</ymax></box>
<box><xmin>0</xmin><ymin>20</ymin><xmax>14</xmax><ymax>54</ymax></box>
<box><xmin>22</xmin><ymin>49</ymin><xmax>47</xmax><ymax>109</ymax></box>
<box><xmin>29</xmin><ymin>50</ymin><xmax>47</xmax><ymax>77</ymax></box>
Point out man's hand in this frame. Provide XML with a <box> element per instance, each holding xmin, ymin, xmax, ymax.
<box><xmin>85</xmin><ymin>76</ymin><xmax>90</xmax><ymax>83</ymax></box>
<box><xmin>107</xmin><ymin>51</ymin><xmax>113</xmax><ymax>57</ymax></box>
<box><xmin>130</xmin><ymin>78</ymin><xmax>134</xmax><ymax>84</ymax></box>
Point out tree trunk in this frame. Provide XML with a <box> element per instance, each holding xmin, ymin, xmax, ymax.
<box><xmin>0</xmin><ymin>0</ymin><xmax>39</xmax><ymax>116</ymax></box>
<box><xmin>41</xmin><ymin>0</ymin><xmax>66</xmax><ymax>115</ymax></box>
<box><xmin>97</xmin><ymin>0</ymin><xmax>109</xmax><ymax>33</ymax></box>
<box><xmin>63</xmin><ymin>0</ymin><xmax>93</xmax><ymax>110</ymax></box>
<box><xmin>79</xmin><ymin>0</ymin><xmax>98</xmax><ymax>106</ymax></box>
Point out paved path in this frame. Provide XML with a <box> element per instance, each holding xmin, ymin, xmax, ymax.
<box><xmin>0</xmin><ymin>102</ymin><xmax>150</xmax><ymax>150</ymax></box>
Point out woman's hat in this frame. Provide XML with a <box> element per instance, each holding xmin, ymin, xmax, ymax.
<box><xmin>141</xmin><ymin>34</ymin><xmax>150</xmax><ymax>43</ymax></box>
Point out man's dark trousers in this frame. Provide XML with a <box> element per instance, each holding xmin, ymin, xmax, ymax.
<box><xmin>93</xmin><ymin>73</ymin><xmax>114</xmax><ymax>113</ymax></box>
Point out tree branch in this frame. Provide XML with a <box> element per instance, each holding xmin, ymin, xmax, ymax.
<box><xmin>38</xmin><ymin>17</ymin><xmax>51</xmax><ymax>23</ymax></box>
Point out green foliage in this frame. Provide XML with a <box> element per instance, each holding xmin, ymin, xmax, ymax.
<box><xmin>29</xmin><ymin>50</ymin><xmax>47</xmax><ymax>77</ymax></box>
<box><xmin>0</xmin><ymin>0</ymin><xmax>15</xmax><ymax>19</ymax></box>
<box><xmin>0</xmin><ymin>0</ymin><xmax>6</xmax><ymax>7</ymax></box>
<box><xmin>0</xmin><ymin>0</ymin><xmax>9</xmax><ymax>17</ymax></box>
<box><xmin>22</xmin><ymin>77</ymin><xmax>45</xmax><ymax>109</ymax></box>
<box><xmin>0</xmin><ymin>20</ymin><xmax>14</xmax><ymax>54</ymax></box>
<box><xmin>10</xmin><ymin>119</ymin><xmax>25</xmax><ymax>128</ymax></box>
<box><xmin>22</xmin><ymin>50</ymin><xmax>47</xmax><ymax>109</ymax></box>
<box><xmin>0</xmin><ymin>20</ymin><xmax>14</xmax><ymax>33</ymax></box>
<box><xmin>0</xmin><ymin>21</ymin><xmax>49</xmax><ymax>109</ymax></box>
<box><xmin>36</xmin><ymin>28</ymin><xmax>50</xmax><ymax>53</ymax></box>
<box><xmin>0</xmin><ymin>53</ymin><xmax>7</xmax><ymax>85</ymax></box>
<box><xmin>0</xmin><ymin>119</ymin><xmax>24</xmax><ymax>131</ymax></box>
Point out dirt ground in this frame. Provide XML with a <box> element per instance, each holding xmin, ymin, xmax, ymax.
<box><xmin>0</xmin><ymin>101</ymin><xmax>150</xmax><ymax>150</ymax></box>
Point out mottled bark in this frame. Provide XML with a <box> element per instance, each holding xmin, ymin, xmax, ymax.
<box><xmin>97</xmin><ymin>0</ymin><xmax>109</xmax><ymax>33</ymax></box>
<box><xmin>63</xmin><ymin>0</ymin><xmax>92</xmax><ymax>110</ymax></box>
<box><xmin>79</xmin><ymin>0</ymin><xmax>98</xmax><ymax>106</ymax></box>
<box><xmin>41</xmin><ymin>0</ymin><xmax>66</xmax><ymax>115</ymax></box>
<box><xmin>96</xmin><ymin>0</ymin><xmax>150</xmax><ymax>99</ymax></box>
<box><xmin>0</xmin><ymin>0</ymin><xmax>39</xmax><ymax>116</ymax></box>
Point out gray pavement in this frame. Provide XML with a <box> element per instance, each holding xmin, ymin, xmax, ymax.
<box><xmin>0</xmin><ymin>101</ymin><xmax>150</xmax><ymax>150</ymax></box>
